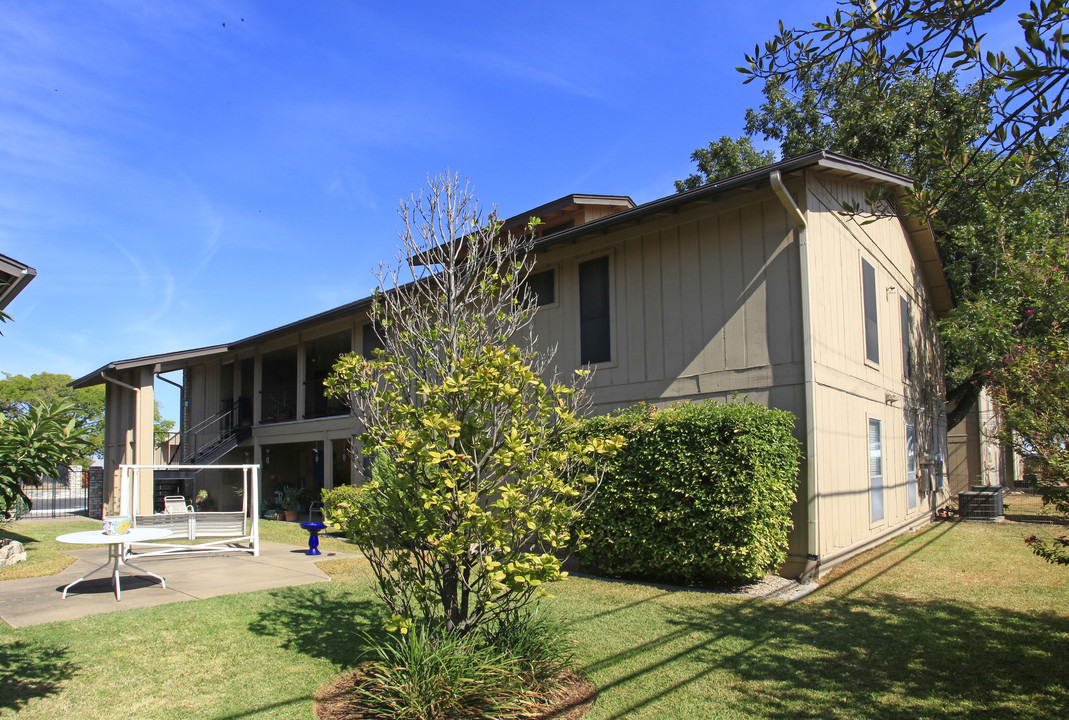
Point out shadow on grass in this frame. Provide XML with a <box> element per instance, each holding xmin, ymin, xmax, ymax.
<box><xmin>0</xmin><ymin>528</ymin><xmax>36</xmax><ymax>546</ymax></box>
<box><xmin>0</xmin><ymin>640</ymin><xmax>76</xmax><ymax>714</ymax></box>
<box><xmin>815</xmin><ymin>519</ymin><xmax>959</xmax><ymax>600</ymax></box>
<box><xmin>1004</xmin><ymin>512</ymin><xmax>1069</xmax><ymax>525</ymax></box>
<box><xmin>247</xmin><ymin>585</ymin><xmax>388</xmax><ymax>667</ymax></box>
<box><xmin>582</xmin><ymin>594</ymin><xmax>1069</xmax><ymax>720</ymax></box>
<box><xmin>209</xmin><ymin>694</ymin><xmax>314</xmax><ymax>720</ymax></box>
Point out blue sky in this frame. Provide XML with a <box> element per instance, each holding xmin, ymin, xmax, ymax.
<box><xmin>0</xmin><ymin>1</ymin><xmax>1022</xmax><ymax>421</ymax></box>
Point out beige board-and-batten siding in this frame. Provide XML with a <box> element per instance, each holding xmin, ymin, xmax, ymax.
<box><xmin>101</xmin><ymin>367</ymin><xmax>157</xmax><ymax>515</ymax></box>
<box><xmin>530</xmin><ymin>181</ymin><xmax>813</xmax><ymax>571</ymax></box>
<box><xmin>530</xmin><ymin>185</ymin><xmax>805</xmax><ymax>400</ymax></box>
<box><xmin>528</xmin><ymin>169</ymin><xmax>948</xmax><ymax>576</ymax></box>
<box><xmin>803</xmin><ymin>171</ymin><xmax>948</xmax><ymax>567</ymax></box>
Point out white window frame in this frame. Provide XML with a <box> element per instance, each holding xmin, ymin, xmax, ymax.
<box><xmin>869</xmin><ymin>417</ymin><xmax>885</xmax><ymax>524</ymax></box>
<box><xmin>906</xmin><ymin>421</ymin><xmax>918</xmax><ymax>511</ymax></box>
<box><xmin>862</xmin><ymin>257</ymin><xmax>880</xmax><ymax>366</ymax></box>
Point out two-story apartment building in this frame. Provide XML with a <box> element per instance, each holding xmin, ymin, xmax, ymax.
<box><xmin>73</xmin><ymin>150</ymin><xmax>956</xmax><ymax>578</ymax></box>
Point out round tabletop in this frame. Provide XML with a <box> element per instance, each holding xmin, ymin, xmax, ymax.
<box><xmin>56</xmin><ymin>528</ymin><xmax>173</xmax><ymax>545</ymax></box>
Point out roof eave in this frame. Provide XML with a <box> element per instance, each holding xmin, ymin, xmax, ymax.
<box><xmin>530</xmin><ymin>150</ymin><xmax>917</xmax><ymax>254</ymax></box>
<box><xmin>0</xmin><ymin>254</ymin><xmax>38</xmax><ymax>312</ymax></box>
<box><xmin>69</xmin><ymin>345</ymin><xmax>230</xmax><ymax>388</ymax></box>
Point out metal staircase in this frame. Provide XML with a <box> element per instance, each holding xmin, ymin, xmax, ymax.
<box><xmin>157</xmin><ymin>398</ymin><xmax>253</xmax><ymax>472</ymax></box>
<box><xmin>181</xmin><ymin>404</ymin><xmax>252</xmax><ymax>465</ymax></box>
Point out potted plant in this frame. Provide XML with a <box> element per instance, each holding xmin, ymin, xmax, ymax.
<box><xmin>193</xmin><ymin>489</ymin><xmax>211</xmax><ymax>511</ymax></box>
<box><xmin>280</xmin><ymin>486</ymin><xmax>301</xmax><ymax>522</ymax></box>
<box><xmin>260</xmin><ymin>498</ymin><xmax>280</xmax><ymax>520</ymax></box>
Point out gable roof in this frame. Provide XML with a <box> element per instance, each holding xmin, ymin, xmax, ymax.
<box><xmin>71</xmin><ymin>150</ymin><xmax>952</xmax><ymax>387</ymax></box>
<box><xmin>526</xmin><ymin>150</ymin><xmax>952</xmax><ymax>316</ymax></box>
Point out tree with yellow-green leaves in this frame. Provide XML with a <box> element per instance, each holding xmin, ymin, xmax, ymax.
<box><xmin>325</xmin><ymin>174</ymin><xmax>623</xmax><ymax>636</ymax></box>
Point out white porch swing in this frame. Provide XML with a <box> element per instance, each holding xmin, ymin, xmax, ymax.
<box><xmin>119</xmin><ymin>464</ymin><xmax>260</xmax><ymax>557</ymax></box>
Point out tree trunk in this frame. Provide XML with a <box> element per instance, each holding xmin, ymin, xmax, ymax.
<box><xmin>946</xmin><ymin>378</ymin><xmax>984</xmax><ymax>431</ymax></box>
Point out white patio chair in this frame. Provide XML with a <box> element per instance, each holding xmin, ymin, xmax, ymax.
<box><xmin>162</xmin><ymin>495</ymin><xmax>194</xmax><ymax>514</ymax></box>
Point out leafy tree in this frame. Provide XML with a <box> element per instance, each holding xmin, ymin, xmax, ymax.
<box><xmin>988</xmin><ymin>246</ymin><xmax>1069</xmax><ymax>564</ymax></box>
<box><xmin>325</xmin><ymin>174</ymin><xmax>623</xmax><ymax>636</ymax></box>
<box><xmin>740</xmin><ymin>64</ymin><xmax>1069</xmax><ymax>427</ymax></box>
<box><xmin>0</xmin><ymin>372</ymin><xmax>176</xmax><ymax>463</ymax></box>
<box><xmin>0</xmin><ymin>373</ymin><xmax>104</xmax><ymax>464</ymax></box>
<box><xmin>675</xmin><ymin>136</ymin><xmax>776</xmax><ymax>192</ymax></box>
<box><xmin>153</xmin><ymin>405</ymin><xmax>175</xmax><ymax>443</ymax></box>
<box><xmin>719</xmin><ymin>0</ymin><xmax>1069</xmax><ymax>561</ymax></box>
<box><xmin>0</xmin><ymin>402</ymin><xmax>93</xmax><ymax>519</ymax></box>
<box><xmin>740</xmin><ymin>0</ymin><xmax>1069</xmax><ymax>187</ymax></box>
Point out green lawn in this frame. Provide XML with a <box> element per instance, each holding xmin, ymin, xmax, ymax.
<box><xmin>2</xmin><ymin>517</ymin><xmax>1067</xmax><ymax>719</ymax></box>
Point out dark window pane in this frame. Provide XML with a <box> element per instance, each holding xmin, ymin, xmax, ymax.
<box><xmin>362</xmin><ymin>323</ymin><xmax>384</xmax><ymax>356</ymax></box>
<box><xmin>900</xmin><ymin>296</ymin><xmax>912</xmax><ymax>380</ymax></box>
<box><xmin>862</xmin><ymin>259</ymin><xmax>879</xmax><ymax>364</ymax></box>
<box><xmin>579</xmin><ymin>256</ymin><xmax>610</xmax><ymax>364</ymax></box>
<box><xmin>525</xmin><ymin>269</ymin><xmax>555</xmax><ymax>306</ymax></box>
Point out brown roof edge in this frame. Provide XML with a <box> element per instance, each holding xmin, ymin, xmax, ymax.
<box><xmin>77</xmin><ymin>151</ymin><xmax>945</xmax><ymax>375</ymax></box>
<box><xmin>69</xmin><ymin>345</ymin><xmax>230</xmax><ymax>388</ymax></box>
<box><xmin>891</xmin><ymin>188</ymin><xmax>955</xmax><ymax>317</ymax></box>
<box><xmin>498</xmin><ymin>193</ymin><xmax>635</xmax><ymax>230</ymax></box>
<box><xmin>0</xmin><ymin>253</ymin><xmax>38</xmax><ymax>312</ymax></box>
<box><xmin>530</xmin><ymin>150</ymin><xmax>917</xmax><ymax>253</ymax></box>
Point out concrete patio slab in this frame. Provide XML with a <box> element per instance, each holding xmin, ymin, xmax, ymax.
<box><xmin>0</xmin><ymin>541</ymin><xmax>358</xmax><ymax>628</ymax></box>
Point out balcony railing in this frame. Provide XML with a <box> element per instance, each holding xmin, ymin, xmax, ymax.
<box><xmin>304</xmin><ymin>380</ymin><xmax>348</xmax><ymax>419</ymax></box>
<box><xmin>261</xmin><ymin>384</ymin><xmax>297</xmax><ymax>424</ymax></box>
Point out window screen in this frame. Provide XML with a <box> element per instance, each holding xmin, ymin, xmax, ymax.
<box><xmin>863</xmin><ymin>259</ymin><xmax>879</xmax><ymax>364</ymax></box>
<box><xmin>525</xmin><ymin>269</ymin><xmax>555</xmax><ymax>307</ymax></box>
<box><xmin>901</xmin><ymin>296</ymin><xmax>913</xmax><ymax>381</ymax></box>
<box><xmin>870</xmin><ymin>418</ymin><xmax>884</xmax><ymax>522</ymax></box>
<box><xmin>362</xmin><ymin>323</ymin><xmax>384</xmax><ymax>357</ymax></box>
<box><xmin>906</xmin><ymin>423</ymin><xmax>918</xmax><ymax>510</ymax></box>
<box><xmin>579</xmin><ymin>256</ymin><xmax>611</xmax><ymax>364</ymax></box>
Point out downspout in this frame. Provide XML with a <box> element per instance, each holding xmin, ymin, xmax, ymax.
<box><xmin>101</xmin><ymin>372</ymin><xmax>140</xmax><ymax>516</ymax></box>
<box><xmin>770</xmin><ymin>170</ymin><xmax>821</xmax><ymax>582</ymax></box>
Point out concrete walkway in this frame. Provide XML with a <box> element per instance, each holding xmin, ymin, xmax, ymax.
<box><xmin>0</xmin><ymin>542</ymin><xmax>357</xmax><ymax>628</ymax></box>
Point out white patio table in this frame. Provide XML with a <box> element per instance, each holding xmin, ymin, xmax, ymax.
<box><xmin>56</xmin><ymin>528</ymin><xmax>172</xmax><ymax>601</ymax></box>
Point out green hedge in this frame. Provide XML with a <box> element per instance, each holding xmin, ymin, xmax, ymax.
<box><xmin>321</xmin><ymin>482</ymin><xmax>361</xmax><ymax>518</ymax></box>
<box><xmin>575</xmin><ymin>400</ymin><xmax>802</xmax><ymax>583</ymax></box>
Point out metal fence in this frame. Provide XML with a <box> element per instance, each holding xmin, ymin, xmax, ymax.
<box><xmin>20</xmin><ymin>465</ymin><xmax>91</xmax><ymax>519</ymax></box>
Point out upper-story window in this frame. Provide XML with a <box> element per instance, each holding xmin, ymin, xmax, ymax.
<box><xmin>524</xmin><ymin>269</ymin><xmax>556</xmax><ymax>307</ymax></box>
<box><xmin>305</xmin><ymin>330</ymin><xmax>350</xmax><ymax>419</ymax></box>
<box><xmin>862</xmin><ymin>258</ymin><xmax>879</xmax><ymax>364</ymax></box>
<box><xmin>362</xmin><ymin>322</ymin><xmax>385</xmax><ymax>357</ymax></box>
<box><xmin>261</xmin><ymin>346</ymin><xmax>298</xmax><ymax>424</ymax></box>
<box><xmin>578</xmin><ymin>256</ymin><xmax>611</xmax><ymax>365</ymax></box>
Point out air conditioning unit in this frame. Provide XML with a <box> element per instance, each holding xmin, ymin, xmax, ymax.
<box><xmin>958</xmin><ymin>485</ymin><xmax>1004</xmax><ymax>521</ymax></box>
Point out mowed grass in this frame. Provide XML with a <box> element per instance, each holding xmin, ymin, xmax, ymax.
<box><xmin>2</xmin><ymin>517</ymin><xmax>1067</xmax><ymax>719</ymax></box>
<box><xmin>0</xmin><ymin>517</ymin><xmax>99</xmax><ymax>580</ymax></box>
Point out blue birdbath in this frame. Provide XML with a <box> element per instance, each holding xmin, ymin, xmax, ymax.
<box><xmin>299</xmin><ymin>522</ymin><xmax>327</xmax><ymax>556</ymax></box>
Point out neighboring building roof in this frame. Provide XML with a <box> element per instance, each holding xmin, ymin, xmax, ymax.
<box><xmin>498</xmin><ymin>193</ymin><xmax>635</xmax><ymax>236</ymax></box>
<box><xmin>71</xmin><ymin>150</ymin><xmax>952</xmax><ymax>385</ymax></box>
<box><xmin>70</xmin><ymin>345</ymin><xmax>230</xmax><ymax>388</ymax></box>
<box><xmin>0</xmin><ymin>253</ymin><xmax>38</xmax><ymax>312</ymax></box>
